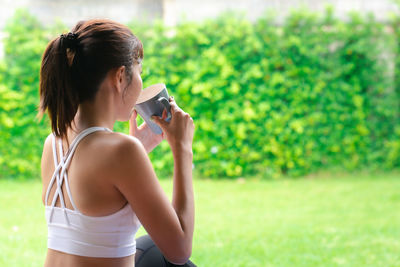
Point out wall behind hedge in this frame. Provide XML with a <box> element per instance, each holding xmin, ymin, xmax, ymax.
<box><xmin>0</xmin><ymin>8</ymin><xmax>399</xmax><ymax>179</ymax></box>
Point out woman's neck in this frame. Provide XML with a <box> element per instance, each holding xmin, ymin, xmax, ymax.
<box><xmin>73</xmin><ymin>109</ymin><xmax>113</xmax><ymax>131</ymax></box>
<box><xmin>72</xmin><ymin>94</ymin><xmax>116</xmax><ymax>133</ymax></box>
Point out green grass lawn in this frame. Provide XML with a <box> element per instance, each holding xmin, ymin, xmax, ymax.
<box><xmin>1</xmin><ymin>173</ymin><xmax>400</xmax><ymax>266</ymax></box>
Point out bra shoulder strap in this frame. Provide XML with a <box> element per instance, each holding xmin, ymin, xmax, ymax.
<box><xmin>44</xmin><ymin>127</ymin><xmax>112</xmax><ymax>209</ymax></box>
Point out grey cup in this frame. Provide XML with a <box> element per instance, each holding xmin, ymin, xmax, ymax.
<box><xmin>134</xmin><ymin>83</ymin><xmax>172</xmax><ymax>135</ymax></box>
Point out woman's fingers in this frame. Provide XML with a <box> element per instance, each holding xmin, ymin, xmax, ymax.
<box><xmin>169</xmin><ymin>96</ymin><xmax>182</xmax><ymax>115</ymax></box>
<box><xmin>161</xmin><ymin>108</ymin><xmax>168</xmax><ymax>120</ymax></box>
<box><xmin>132</xmin><ymin>109</ymin><xmax>138</xmax><ymax>120</ymax></box>
<box><xmin>129</xmin><ymin>109</ymin><xmax>139</xmax><ymax>136</ymax></box>
<box><xmin>152</xmin><ymin>109</ymin><xmax>168</xmax><ymax>128</ymax></box>
<box><xmin>153</xmin><ymin>96</ymin><xmax>194</xmax><ymax>135</ymax></box>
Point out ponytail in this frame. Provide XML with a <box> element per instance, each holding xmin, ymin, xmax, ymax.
<box><xmin>39</xmin><ymin>33</ymin><xmax>79</xmax><ymax>138</ymax></box>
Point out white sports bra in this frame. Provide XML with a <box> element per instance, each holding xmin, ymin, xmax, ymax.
<box><xmin>44</xmin><ymin>127</ymin><xmax>141</xmax><ymax>258</ymax></box>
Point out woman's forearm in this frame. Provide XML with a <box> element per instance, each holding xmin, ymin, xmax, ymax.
<box><xmin>171</xmin><ymin>147</ymin><xmax>195</xmax><ymax>244</ymax></box>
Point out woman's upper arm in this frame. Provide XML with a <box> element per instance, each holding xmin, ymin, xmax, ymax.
<box><xmin>112</xmin><ymin>136</ymin><xmax>190</xmax><ymax>264</ymax></box>
<box><xmin>41</xmin><ymin>133</ymin><xmax>53</xmax><ymax>205</ymax></box>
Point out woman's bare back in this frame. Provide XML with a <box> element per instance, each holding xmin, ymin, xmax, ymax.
<box><xmin>41</xmin><ymin>130</ymin><xmax>137</xmax><ymax>267</ymax></box>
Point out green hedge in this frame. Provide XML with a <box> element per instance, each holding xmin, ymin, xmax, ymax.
<box><xmin>0</xmin><ymin>8</ymin><xmax>399</xmax><ymax>179</ymax></box>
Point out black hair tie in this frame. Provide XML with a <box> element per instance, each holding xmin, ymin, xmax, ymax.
<box><xmin>60</xmin><ymin>32</ymin><xmax>78</xmax><ymax>50</ymax></box>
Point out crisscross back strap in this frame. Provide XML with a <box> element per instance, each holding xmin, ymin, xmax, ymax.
<box><xmin>45</xmin><ymin>127</ymin><xmax>112</xmax><ymax>223</ymax></box>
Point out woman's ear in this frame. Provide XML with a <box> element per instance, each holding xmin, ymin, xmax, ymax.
<box><xmin>113</xmin><ymin>66</ymin><xmax>126</xmax><ymax>94</ymax></box>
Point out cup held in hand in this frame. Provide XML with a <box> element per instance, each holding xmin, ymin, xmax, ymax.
<box><xmin>134</xmin><ymin>83</ymin><xmax>171</xmax><ymax>134</ymax></box>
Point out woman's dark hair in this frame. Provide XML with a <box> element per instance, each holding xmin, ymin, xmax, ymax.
<box><xmin>38</xmin><ymin>19</ymin><xmax>144</xmax><ymax>138</ymax></box>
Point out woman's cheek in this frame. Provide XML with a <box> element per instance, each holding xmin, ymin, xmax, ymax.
<box><xmin>135</xmin><ymin>75</ymin><xmax>143</xmax><ymax>98</ymax></box>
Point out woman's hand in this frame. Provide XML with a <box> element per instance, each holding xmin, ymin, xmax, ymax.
<box><xmin>152</xmin><ymin>97</ymin><xmax>194</xmax><ymax>155</ymax></box>
<box><xmin>129</xmin><ymin>109</ymin><xmax>164</xmax><ymax>153</ymax></box>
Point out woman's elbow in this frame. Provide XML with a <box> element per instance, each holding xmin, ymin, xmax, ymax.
<box><xmin>165</xmin><ymin>245</ymin><xmax>192</xmax><ymax>265</ymax></box>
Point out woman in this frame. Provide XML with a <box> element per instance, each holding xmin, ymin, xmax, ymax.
<box><xmin>39</xmin><ymin>19</ymin><xmax>195</xmax><ymax>267</ymax></box>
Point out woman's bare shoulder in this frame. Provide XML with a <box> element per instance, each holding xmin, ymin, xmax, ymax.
<box><xmin>41</xmin><ymin>133</ymin><xmax>54</xmax><ymax>172</ymax></box>
<box><xmin>42</xmin><ymin>133</ymin><xmax>53</xmax><ymax>153</ymax></box>
<box><xmin>100</xmin><ymin>132</ymin><xmax>145</xmax><ymax>157</ymax></box>
<box><xmin>90</xmin><ymin>132</ymin><xmax>148</xmax><ymax>174</ymax></box>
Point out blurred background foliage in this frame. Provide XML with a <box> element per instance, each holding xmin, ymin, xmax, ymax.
<box><xmin>0</xmin><ymin>7</ymin><xmax>399</xmax><ymax>180</ymax></box>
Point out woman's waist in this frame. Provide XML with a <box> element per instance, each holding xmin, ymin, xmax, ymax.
<box><xmin>45</xmin><ymin>248</ymin><xmax>135</xmax><ymax>267</ymax></box>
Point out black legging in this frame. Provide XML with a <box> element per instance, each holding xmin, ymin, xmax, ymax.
<box><xmin>135</xmin><ymin>235</ymin><xmax>197</xmax><ymax>267</ymax></box>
